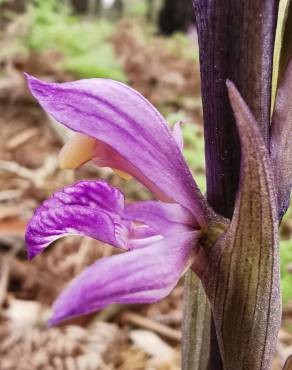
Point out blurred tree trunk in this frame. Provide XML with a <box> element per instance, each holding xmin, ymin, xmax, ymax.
<box><xmin>0</xmin><ymin>0</ymin><xmax>26</xmax><ymax>13</ymax></box>
<box><xmin>111</xmin><ymin>0</ymin><xmax>124</xmax><ymax>19</ymax></box>
<box><xmin>158</xmin><ymin>0</ymin><xmax>195</xmax><ymax>35</ymax></box>
<box><xmin>147</xmin><ymin>0</ymin><xmax>154</xmax><ymax>21</ymax></box>
<box><xmin>63</xmin><ymin>0</ymin><xmax>72</xmax><ymax>8</ymax></box>
<box><xmin>71</xmin><ymin>0</ymin><xmax>88</xmax><ymax>13</ymax></box>
<box><xmin>147</xmin><ymin>0</ymin><xmax>163</xmax><ymax>24</ymax></box>
<box><xmin>87</xmin><ymin>0</ymin><xmax>101</xmax><ymax>16</ymax></box>
<box><xmin>71</xmin><ymin>0</ymin><xmax>102</xmax><ymax>15</ymax></box>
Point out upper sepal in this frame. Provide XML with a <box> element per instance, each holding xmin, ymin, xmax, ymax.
<box><xmin>202</xmin><ymin>82</ymin><xmax>281</xmax><ymax>370</ymax></box>
<box><xmin>25</xmin><ymin>74</ymin><xmax>210</xmax><ymax>225</ymax></box>
<box><xmin>270</xmin><ymin>60</ymin><xmax>292</xmax><ymax>219</ymax></box>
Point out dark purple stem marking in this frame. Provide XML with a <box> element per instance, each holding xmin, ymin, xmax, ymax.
<box><xmin>194</xmin><ymin>0</ymin><xmax>278</xmax><ymax>218</ymax></box>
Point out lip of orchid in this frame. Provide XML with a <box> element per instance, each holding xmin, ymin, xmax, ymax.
<box><xmin>59</xmin><ymin>132</ymin><xmax>133</xmax><ymax>180</ymax></box>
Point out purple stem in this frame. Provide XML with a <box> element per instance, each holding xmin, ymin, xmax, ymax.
<box><xmin>191</xmin><ymin>1</ymin><xmax>279</xmax><ymax>369</ymax></box>
<box><xmin>194</xmin><ymin>0</ymin><xmax>278</xmax><ymax>218</ymax></box>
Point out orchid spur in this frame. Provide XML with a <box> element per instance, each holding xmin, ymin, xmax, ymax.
<box><xmin>25</xmin><ymin>74</ymin><xmax>227</xmax><ymax>326</ymax></box>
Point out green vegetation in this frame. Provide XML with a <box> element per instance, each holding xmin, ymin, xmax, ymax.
<box><xmin>280</xmin><ymin>239</ymin><xmax>292</xmax><ymax>305</ymax></box>
<box><xmin>123</xmin><ymin>0</ymin><xmax>149</xmax><ymax>18</ymax></box>
<box><xmin>7</xmin><ymin>0</ymin><xmax>126</xmax><ymax>81</ymax></box>
<box><xmin>182</xmin><ymin>124</ymin><xmax>206</xmax><ymax>193</ymax></box>
<box><xmin>166</xmin><ymin>32</ymin><xmax>199</xmax><ymax>62</ymax></box>
<box><xmin>2</xmin><ymin>0</ymin><xmax>197</xmax><ymax>80</ymax></box>
<box><xmin>167</xmin><ymin>112</ymin><xmax>206</xmax><ymax>193</ymax></box>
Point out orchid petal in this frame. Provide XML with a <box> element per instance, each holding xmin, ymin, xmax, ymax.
<box><xmin>25</xmin><ymin>75</ymin><xmax>209</xmax><ymax>225</ymax></box>
<box><xmin>25</xmin><ymin>181</ymin><xmax>130</xmax><ymax>259</ymax></box>
<box><xmin>49</xmin><ymin>231</ymin><xmax>199</xmax><ymax>325</ymax></box>
<box><xmin>130</xmin><ymin>225</ymin><xmax>157</xmax><ymax>239</ymax></box>
<box><xmin>172</xmin><ymin>121</ymin><xmax>184</xmax><ymax>151</ymax></box>
<box><xmin>125</xmin><ymin>200</ymin><xmax>196</xmax><ymax>234</ymax></box>
<box><xmin>128</xmin><ymin>225</ymin><xmax>162</xmax><ymax>249</ymax></box>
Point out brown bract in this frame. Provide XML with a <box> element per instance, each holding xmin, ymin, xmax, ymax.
<box><xmin>270</xmin><ymin>60</ymin><xmax>292</xmax><ymax>219</ymax></box>
<box><xmin>202</xmin><ymin>82</ymin><xmax>281</xmax><ymax>370</ymax></box>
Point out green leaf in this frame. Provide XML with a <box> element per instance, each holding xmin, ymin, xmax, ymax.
<box><xmin>204</xmin><ymin>82</ymin><xmax>281</xmax><ymax>370</ymax></box>
<box><xmin>280</xmin><ymin>239</ymin><xmax>292</xmax><ymax>305</ymax></box>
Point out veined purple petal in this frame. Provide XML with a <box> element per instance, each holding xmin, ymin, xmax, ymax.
<box><xmin>41</xmin><ymin>180</ymin><xmax>125</xmax><ymax>214</ymax></box>
<box><xmin>172</xmin><ymin>121</ymin><xmax>184</xmax><ymax>151</ymax></box>
<box><xmin>25</xmin><ymin>75</ymin><xmax>209</xmax><ymax>225</ymax></box>
<box><xmin>128</xmin><ymin>225</ymin><xmax>162</xmax><ymax>249</ymax></box>
<box><xmin>130</xmin><ymin>225</ymin><xmax>157</xmax><ymax>239</ymax></box>
<box><xmin>125</xmin><ymin>200</ymin><xmax>196</xmax><ymax>234</ymax></box>
<box><xmin>25</xmin><ymin>181</ymin><xmax>130</xmax><ymax>259</ymax></box>
<box><xmin>49</xmin><ymin>231</ymin><xmax>199</xmax><ymax>325</ymax></box>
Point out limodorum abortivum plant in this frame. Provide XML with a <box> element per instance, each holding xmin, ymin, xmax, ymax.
<box><xmin>23</xmin><ymin>1</ymin><xmax>292</xmax><ymax>370</ymax></box>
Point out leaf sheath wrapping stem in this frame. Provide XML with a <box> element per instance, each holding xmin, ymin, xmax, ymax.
<box><xmin>182</xmin><ymin>271</ymin><xmax>211</xmax><ymax>370</ymax></box>
<box><xmin>270</xmin><ymin>60</ymin><xmax>292</xmax><ymax>219</ymax></box>
<box><xmin>203</xmin><ymin>82</ymin><xmax>281</xmax><ymax>370</ymax></box>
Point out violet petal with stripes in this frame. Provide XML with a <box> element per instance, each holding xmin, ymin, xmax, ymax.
<box><xmin>25</xmin><ymin>74</ymin><xmax>209</xmax><ymax>225</ymax></box>
<box><xmin>49</xmin><ymin>231</ymin><xmax>198</xmax><ymax>325</ymax></box>
<box><xmin>25</xmin><ymin>181</ymin><xmax>131</xmax><ymax>259</ymax></box>
<box><xmin>24</xmin><ymin>75</ymin><xmax>220</xmax><ymax>326</ymax></box>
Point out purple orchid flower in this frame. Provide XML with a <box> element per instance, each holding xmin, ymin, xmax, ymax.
<box><xmin>25</xmin><ymin>74</ymin><xmax>222</xmax><ymax>326</ymax></box>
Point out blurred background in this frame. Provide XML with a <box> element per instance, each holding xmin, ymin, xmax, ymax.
<box><xmin>0</xmin><ymin>1</ymin><xmax>291</xmax><ymax>369</ymax></box>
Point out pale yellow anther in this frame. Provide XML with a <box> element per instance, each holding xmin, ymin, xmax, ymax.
<box><xmin>112</xmin><ymin>169</ymin><xmax>133</xmax><ymax>180</ymax></box>
<box><xmin>59</xmin><ymin>133</ymin><xmax>96</xmax><ymax>169</ymax></box>
<box><xmin>59</xmin><ymin>133</ymin><xmax>133</xmax><ymax>179</ymax></box>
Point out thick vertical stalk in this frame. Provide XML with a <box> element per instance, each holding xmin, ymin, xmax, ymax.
<box><xmin>194</xmin><ymin>0</ymin><xmax>278</xmax><ymax>218</ymax></box>
<box><xmin>182</xmin><ymin>1</ymin><xmax>279</xmax><ymax>369</ymax></box>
